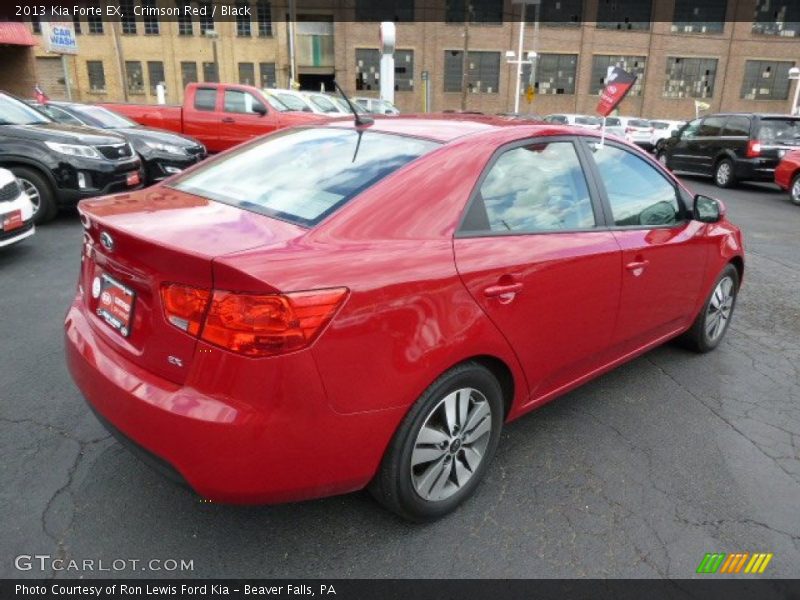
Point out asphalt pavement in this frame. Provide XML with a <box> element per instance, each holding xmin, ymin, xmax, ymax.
<box><xmin>1</xmin><ymin>176</ymin><xmax>798</xmax><ymax>578</ymax></box>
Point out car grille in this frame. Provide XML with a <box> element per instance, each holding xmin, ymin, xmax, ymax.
<box><xmin>96</xmin><ymin>143</ymin><xmax>134</xmax><ymax>160</ymax></box>
<box><xmin>0</xmin><ymin>180</ymin><xmax>20</xmax><ymax>202</ymax></box>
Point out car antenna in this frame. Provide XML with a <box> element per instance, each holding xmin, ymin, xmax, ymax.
<box><xmin>334</xmin><ymin>81</ymin><xmax>373</xmax><ymax>127</ymax></box>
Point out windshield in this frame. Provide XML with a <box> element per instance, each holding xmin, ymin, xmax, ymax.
<box><xmin>69</xmin><ymin>105</ymin><xmax>136</xmax><ymax>128</ymax></box>
<box><xmin>263</xmin><ymin>93</ymin><xmax>289</xmax><ymax>112</ymax></box>
<box><xmin>171</xmin><ymin>128</ymin><xmax>439</xmax><ymax>227</ymax></box>
<box><xmin>651</xmin><ymin>121</ymin><xmax>670</xmax><ymax>129</ymax></box>
<box><xmin>758</xmin><ymin>118</ymin><xmax>800</xmax><ymax>143</ymax></box>
<box><xmin>274</xmin><ymin>93</ymin><xmax>310</xmax><ymax>112</ymax></box>
<box><xmin>0</xmin><ymin>94</ymin><xmax>51</xmax><ymax>125</ymax></box>
<box><xmin>629</xmin><ymin>119</ymin><xmax>651</xmax><ymax>128</ymax></box>
<box><xmin>576</xmin><ymin>116</ymin><xmax>600</xmax><ymax>125</ymax></box>
<box><xmin>330</xmin><ymin>96</ymin><xmax>366</xmax><ymax>114</ymax></box>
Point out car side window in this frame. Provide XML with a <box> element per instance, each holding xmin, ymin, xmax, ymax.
<box><xmin>699</xmin><ymin>116</ymin><xmax>725</xmax><ymax>137</ymax></box>
<box><xmin>592</xmin><ymin>145</ymin><xmax>681</xmax><ymax>227</ymax></box>
<box><xmin>681</xmin><ymin>118</ymin><xmax>702</xmax><ymax>139</ymax></box>
<box><xmin>309</xmin><ymin>95</ymin><xmax>338</xmax><ymax>113</ymax></box>
<box><xmin>194</xmin><ymin>88</ymin><xmax>217</xmax><ymax>111</ymax></box>
<box><xmin>224</xmin><ymin>90</ymin><xmax>266</xmax><ymax>114</ymax></box>
<box><xmin>461</xmin><ymin>141</ymin><xmax>596</xmax><ymax>234</ymax></box>
<box><xmin>722</xmin><ymin>116</ymin><xmax>750</xmax><ymax>137</ymax></box>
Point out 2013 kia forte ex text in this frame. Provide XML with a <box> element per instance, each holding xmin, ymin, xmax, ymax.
<box><xmin>65</xmin><ymin>116</ymin><xmax>744</xmax><ymax>521</ymax></box>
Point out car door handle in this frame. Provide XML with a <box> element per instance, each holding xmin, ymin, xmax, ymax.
<box><xmin>221</xmin><ymin>117</ymin><xmax>235</xmax><ymax>123</ymax></box>
<box><xmin>483</xmin><ymin>282</ymin><xmax>523</xmax><ymax>298</ymax></box>
<box><xmin>625</xmin><ymin>260</ymin><xmax>650</xmax><ymax>272</ymax></box>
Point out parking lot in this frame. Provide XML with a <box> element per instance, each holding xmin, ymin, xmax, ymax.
<box><xmin>1</xmin><ymin>176</ymin><xmax>798</xmax><ymax>579</ymax></box>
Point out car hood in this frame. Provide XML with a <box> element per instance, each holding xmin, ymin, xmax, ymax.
<box><xmin>0</xmin><ymin>122</ymin><xmax>126</xmax><ymax>145</ymax></box>
<box><xmin>115</xmin><ymin>126</ymin><xmax>203</xmax><ymax>149</ymax></box>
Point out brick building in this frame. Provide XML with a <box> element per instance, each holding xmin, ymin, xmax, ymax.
<box><xmin>19</xmin><ymin>0</ymin><xmax>800</xmax><ymax>120</ymax></box>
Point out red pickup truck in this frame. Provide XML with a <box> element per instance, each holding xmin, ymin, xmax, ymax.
<box><xmin>101</xmin><ymin>83</ymin><xmax>327</xmax><ymax>153</ymax></box>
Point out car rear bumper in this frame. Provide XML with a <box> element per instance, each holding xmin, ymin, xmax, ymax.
<box><xmin>64</xmin><ymin>299</ymin><xmax>404</xmax><ymax>504</ymax></box>
<box><xmin>733</xmin><ymin>158</ymin><xmax>777</xmax><ymax>182</ymax></box>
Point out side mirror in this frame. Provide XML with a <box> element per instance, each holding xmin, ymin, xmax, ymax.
<box><xmin>694</xmin><ymin>194</ymin><xmax>724</xmax><ymax>223</ymax></box>
<box><xmin>252</xmin><ymin>103</ymin><xmax>267</xmax><ymax>116</ymax></box>
<box><xmin>671</xmin><ymin>130</ymin><xmax>680</xmax><ymax>138</ymax></box>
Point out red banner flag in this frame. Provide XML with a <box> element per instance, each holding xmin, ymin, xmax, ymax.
<box><xmin>596</xmin><ymin>67</ymin><xmax>637</xmax><ymax>117</ymax></box>
<box><xmin>34</xmin><ymin>84</ymin><xmax>48</xmax><ymax>104</ymax></box>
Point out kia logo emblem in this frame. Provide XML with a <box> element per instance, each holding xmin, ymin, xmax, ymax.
<box><xmin>100</xmin><ymin>231</ymin><xmax>114</xmax><ymax>251</ymax></box>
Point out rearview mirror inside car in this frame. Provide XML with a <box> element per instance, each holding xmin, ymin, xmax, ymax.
<box><xmin>694</xmin><ymin>194</ymin><xmax>723</xmax><ymax>223</ymax></box>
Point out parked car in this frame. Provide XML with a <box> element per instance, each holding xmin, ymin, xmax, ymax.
<box><xmin>264</xmin><ymin>89</ymin><xmax>315</xmax><ymax>113</ymax></box>
<box><xmin>0</xmin><ymin>92</ymin><xmax>142</xmax><ymax>223</ymax></box>
<box><xmin>774</xmin><ymin>149</ymin><xmax>800</xmax><ymax>205</ymax></box>
<box><xmin>543</xmin><ymin>114</ymin><xmax>602</xmax><ymax>130</ymax></box>
<box><xmin>602</xmin><ymin>116</ymin><xmax>627</xmax><ymax>138</ymax></box>
<box><xmin>0</xmin><ymin>167</ymin><xmax>35</xmax><ymax>247</ymax></box>
<box><xmin>66</xmin><ymin>117</ymin><xmax>743</xmax><ymax>521</ymax></box>
<box><xmin>101</xmin><ymin>83</ymin><xmax>324</xmax><ymax>153</ymax></box>
<box><xmin>619</xmin><ymin>117</ymin><xmax>654</xmax><ymax>149</ymax></box>
<box><xmin>658</xmin><ymin>113</ymin><xmax>800</xmax><ymax>188</ymax></box>
<box><xmin>31</xmin><ymin>101</ymin><xmax>206</xmax><ymax>185</ymax></box>
<box><xmin>496</xmin><ymin>112</ymin><xmax>543</xmax><ymax>121</ymax></box>
<box><xmin>353</xmin><ymin>96</ymin><xmax>401</xmax><ymax>115</ymax></box>
<box><xmin>650</xmin><ymin>119</ymin><xmax>686</xmax><ymax>152</ymax></box>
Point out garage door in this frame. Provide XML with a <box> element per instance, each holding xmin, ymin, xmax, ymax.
<box><xmin>35</xmin><ymin>56</ymin><xmax>67</xmax><ymax>100</ymax></box>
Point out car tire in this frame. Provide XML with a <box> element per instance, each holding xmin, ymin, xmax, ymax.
<box><xmin>714</xmin><ymin>158</ymin><xmax>737</xmax><ymax>189</ymax></box>
<box><xmin>656</xmin><ymin>149</ymin><xmax>670</xmax><ymax>170</ymax></box>
<box><xmin>790</xmin><ymin>173</ymin><xmax>800</xmax><ymax>206</ymax></box>
<box><xmin>11</xmin><ymin>166</ymin><xmax>57</xmax><ymax>224</ymax></box>
<box><xmin>681</xmin><ymin>264</ymin><xmax>739</xmax><ymax>353</ymax></box>
<box><xmin>369</xmin><ymin>362</ymin><xmax>504</xmax><ymax>521</ymax></box>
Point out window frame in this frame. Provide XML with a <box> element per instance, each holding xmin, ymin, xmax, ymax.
<box><xmin>455</xmin><ymin>136</ymin><xmax>608</xmax><ymax>238</ymax></box>
<box><xmin>578</xmin><ymin>138</ymin><xmax>692</xmax><ymax>230</ymax></box>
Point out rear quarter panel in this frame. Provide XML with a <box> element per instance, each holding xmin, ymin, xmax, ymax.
<box><xmin>99</xmin><ymin>102</ymin><xmax>183</xmax><ymax>133</ymax></box>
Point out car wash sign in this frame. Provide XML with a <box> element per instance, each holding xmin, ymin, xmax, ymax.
<box><xmin>596</xmin><ymin>66</ymin><xmax>636</xmax><ymax>117</ymax></box>
<box><xmin>41</xmin><ymin>21</ymin><xmax>78</xmax><ymax>55</ymax></box>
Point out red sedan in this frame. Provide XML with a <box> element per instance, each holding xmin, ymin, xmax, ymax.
<box><xmin>775</xmin><ymin>149</ymin><xmax>800</xmax><ymax>205</ymax></box>
<box><xmin>65</xmin><ymin>116</ymin><xmax>744</xmax><ymax>521</ymax></box>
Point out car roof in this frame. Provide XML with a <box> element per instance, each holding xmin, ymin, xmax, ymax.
<box><xmin>324</xmin><ymin>113</ymin><xmax>584</xmax><ymax>143</ymax></box>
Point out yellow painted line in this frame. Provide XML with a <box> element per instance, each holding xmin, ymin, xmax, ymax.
<box><xmin>758</xmin><ymin>553</ymin><xmax>773</xmax><ymax>573</ymax></box>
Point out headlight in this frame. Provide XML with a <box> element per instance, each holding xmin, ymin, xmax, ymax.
<box><xmin>144</xmin><ymin>141</ymin><xmax>187</xmax><ymax>155</ymax></box>
<box><xmin>44</xmin><ymin>141</ymin><xmax>102</xmax><ymax>159</ymax></box>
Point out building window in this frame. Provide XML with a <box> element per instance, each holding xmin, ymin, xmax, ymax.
<box><xmin>177</xmin><ymin>1</ymin><xmax>193</xmax><ymax>35</ymax></box>
<box><xmin>752</xmin><ymin>0</ymin><xmax>800</xmax><ymax>37</ymax></box>
<box><xmin>355</xmin><ymin>0</ymin><xmax>414</xmax><ymax>21</ymax></box>
<box><xmin>121</xmin><ymin>0</ymin><xmax>137</xmax><ymax>34</ymax></box>
<box><xmin>257</xmin><ymin>1</ymin><xmax>273</xmax><ymax>37</ymax></box>
<box><xmin>259</xmin><ymin>62</ymin><xmax>277</xmax><ymax>87</ymax></box>
<box><xmin>181</xmin><ymin>61</ymin><xmax>198</xmax><ymax>88</ymax></box>
<box><xmin>239</xmin><ymin>62</ymin><xmax>255</xmax><ymax>85</ymax></box>
<box><xmin>147</xmin><ymin>61</ymin><xmax>165</xmax><ymax>94</ymax></box>
<box><xmin>141</xmin><ymin>0</ymin><xmax>160</xmax><ymax>34</ymax></box>
<box><xmin>522</xmin><ymin>53</ymin><xmax>578</xmax><ymax>95</ymax></box>
<box><xmin>671</xmin><ymin>0</ymin><xmax>726</xmax><ymax>34</ymax></box>
<box><xmin>663</xmin><ymin>57</ymin><xmax>718</xmax><ymax>98</ymax></box>
<box><xmin>741</xmin><ymin>60</ymin><xmax>795</xmax><ymax>100</ymax></box>
<box><xmin>199</xmin><ymin>2</ymin><xmax>215</xmax><ymax>35</ymax></box>
<box><xmin>72</xmin><ymin>15</ymin><xmax>82</xmax><ymax>34</ymax></box>
<box><xmin>125</xmin><ymin>61</ymin><xmax>145</xmax><ymax>94</ymax></box>
<box><xmin>590</xmin><ymin>55</ymin><xmax>646</xmax><ymax>96</ymax></box>
<box><xmin>87</xmin><ymin>1</ymin><xmax>104</xmax><ymax>34</ymax></box>
<box><xmin>355</xmin><ymin>49</ymin><xmax>380</xmax><ymax>91</ymax></box>
<box><xmin>443</xmin><ymin>50</ymin><xmax>501</xmax><ymax>94</ymax></box>
<box><xmin>203</xmin><ymin>61</ymin><xmax>219</xmax><ymax>82</ymax></box>
<box><xmin>446</xmin><ymin>0</ymin><xmax>503</xmax><ymax>23</ymax></box>
<box><xmin>87</xmin><ymin>61</ymin><xmax>105</xmax><ymax>91</ymax></box>
<box><xmin>533</xmin><ymin>0</ymin><xmax>583</xmax><ymax>27</ymax></box>
<box><xmin>395</xmin><ymin>50</ymin><xmax>414</xmax><ymax>91</ymax></box>
<box><xmin>236</xmin><ymin>1</ymin><xmax>251</xmax><ymax>36</ymax></box>
<box><xmin>596</xmin><ymin>0</ymin><xmax>652</xmax><ymax>31</ymax></box>
<box><xmin>30</xmin><ymin>16</ymin><xmax>40</xmax><ymax>34</ymax></box>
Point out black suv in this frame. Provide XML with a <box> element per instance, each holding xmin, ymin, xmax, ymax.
<box><xmin>657</xmin><ymin>113</ymin><xmax>800</xmax><ymax>188</ymax></box>
<box><xmin>0</xmin><ymin>92</ymin><xmax>143</xmax><ymax>223</ymax></box>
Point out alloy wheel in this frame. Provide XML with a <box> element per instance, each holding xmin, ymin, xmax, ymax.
<box><xmin>19</xmin><ymin>178</ymin><xmax>41</xmax><ymax>217</ymax></box>
<box><xmin>791</xmin><ymin>177</ymin><xmax>800</xmax><ymax>205</ymax></box>
<box><xmin>410</xmin><ymin>387</ymin><xmax>492</xmax><ymax>502</ymax></box>
<box><xmin>706</xmin><ymin>276</ymin><xmax>735</xmax><ymax>342</ymax></box>
<box><xmin>716</xmin><ymin>162</ymin><xmax>732</xmax><ymax>186</ymax></box>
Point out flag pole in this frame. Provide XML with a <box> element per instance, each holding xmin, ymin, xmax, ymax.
<box><xmin>600</xmin><ymin>116</ymin><xmax>606</xmax><ymax>148</ymax></box>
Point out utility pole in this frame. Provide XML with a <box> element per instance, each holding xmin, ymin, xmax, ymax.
<box><xmin>460</xmin><ymin>2</ymin><xmax>472</xmax><ymax>111</ymax></box>
<box><xmin>111</xmin><ymin>20</ymin><xmax>128</xmax><ymax>102</ymax></box>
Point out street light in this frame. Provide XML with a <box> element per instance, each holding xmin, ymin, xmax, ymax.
<box><xmin>506</xmin><ymin>50</ymin><xmax>536</xmax><ymax>113</ymax></box>
<box><xmin>789</xmin><ymin>66</ymin><xmax>800</xmax><ymax>116</ymax></box>
<box><xmin>204</xmin><ymin>29</ymin><xmax>219</xmax><ymax>82</ymax></box>
<box><xmin>508</xmin><ymin>0</ymin><xmax>541</xmax><ymax>114</ymax></box>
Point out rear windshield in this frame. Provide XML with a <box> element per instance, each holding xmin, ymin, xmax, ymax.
<box><xmin>629</xmin><ymin>119</ymin><xmax>651</xmax><ymax>128</ymax></box>
<box><xmin>757</xmin><ymin>118</ymin><xmax>800</xmax><ymax>143</ymax></box>
<box><xmin>171</xmin><ymin>128</ymin><xmax>439</xmax><ymax>227</ymax></box>
<box><xmin>576</xmin><ymin>116</ymin><xmax>600</xmax><ymax>125</ymax></box>
<box><xmin>651</xmin><ymin>121</ymin><xmax>670</xmax><ymax>129</ymax></box>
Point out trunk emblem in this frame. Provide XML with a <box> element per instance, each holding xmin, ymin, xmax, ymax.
<box><xmin>168</xmin><ymin>356</ymin><xmax>184</xmax><ymax>367</ymax></box>
<box><xmin>91</xmin><ymin>276</ymin><xmax>101</xmax><ymax>299</ymax></box>
<box><xmin>100</xmin><ymin>231</ymin><xmax>115</xmax><ymax>251</ymax></box>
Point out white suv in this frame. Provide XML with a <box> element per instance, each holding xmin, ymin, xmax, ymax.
<box><xmin>0</xmin><ymin>168</ymin><xmax>35</xmax><ymax>248</ymax></box>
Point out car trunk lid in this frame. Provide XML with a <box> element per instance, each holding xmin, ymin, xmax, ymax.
<box><xmin>77</xmin><ymin>188</ymin><xmax>307</xmax><ymax>384</ymax></box>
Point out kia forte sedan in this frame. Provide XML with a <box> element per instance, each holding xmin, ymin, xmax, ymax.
<box><xmin>65</xmin><ymin>116</ymin><xmax>744</xmax><ymax>521</ymax></box>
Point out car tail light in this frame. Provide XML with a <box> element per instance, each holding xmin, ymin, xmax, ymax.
<box><xmin>161</xmin><ymin>283</ymin><xmax>211</xmax><ymax>335</ymax></box>
<box><xmin>746</xmin><ymin>140</ymin><xmax>762</xmax><ymax>158</ymax></box>
<box><xmin>200</xmin><ymin>288</ymin><xmax>348</xmax><ymax>357</ymax></box>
